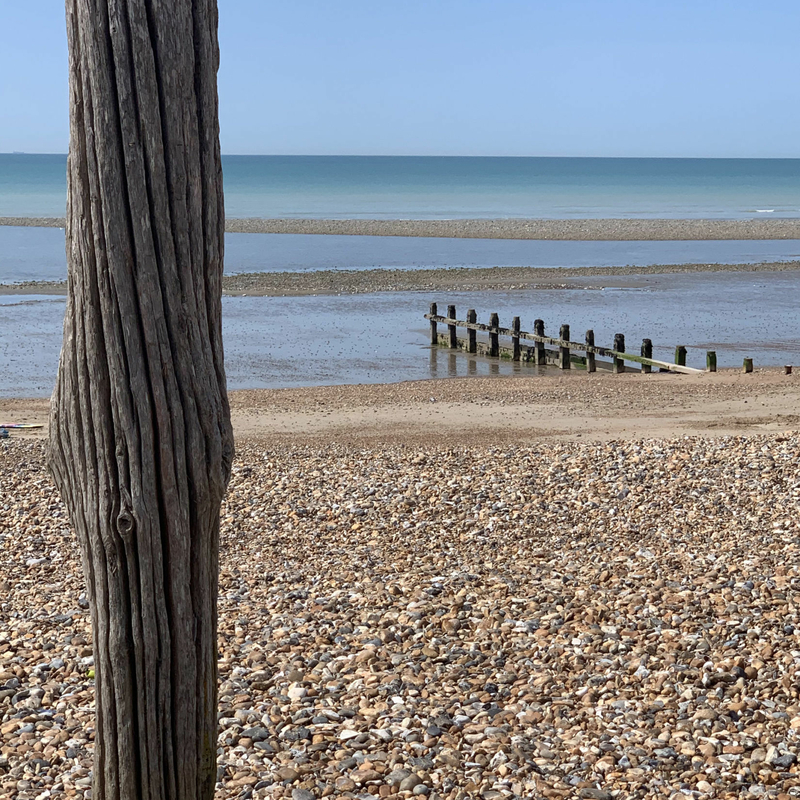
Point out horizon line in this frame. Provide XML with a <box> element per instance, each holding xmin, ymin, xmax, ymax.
<box><xmin>4</xmin><ymin>152</ymin><xmax>800</xmax><ymax>160</ymax></box>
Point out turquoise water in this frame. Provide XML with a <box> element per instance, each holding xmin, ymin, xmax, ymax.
<box><xmin>2</xmin><ymin>154</ymin><xmax>800</xmax><ymax>219</ymax></box>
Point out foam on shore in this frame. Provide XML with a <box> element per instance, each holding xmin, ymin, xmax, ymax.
<box><xmin>4</xmin><ymin>216</ymin><xmax>800</xmax><ymax>240</ymax></box>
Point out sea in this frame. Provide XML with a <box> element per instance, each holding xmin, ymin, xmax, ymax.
<box><xmin>1</xmin><ymin>154</ymin><xmax>798</xmax><ymax>395</ymax></box>
<box><xmin>3</xmin><ymin>272</ymin><xmax>799</xmax><ymax>397</ymax></box>
<box><xmin>3</xmin><ymin>153</ymin><xmax>800</xmax><ymax>219</ymax></box>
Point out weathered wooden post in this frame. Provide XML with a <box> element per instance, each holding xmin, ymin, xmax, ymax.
<box><xmin>613</xmin><ymin>333</ymin><xmax>626</xmax><ymax>373</ymax></box>
<box><xmin>706</xmin><ymin>351</ymin><xmax>717</xmax><ymax>372</ymax></box>
<box><xmin>559</xmin><ymin>324</ymin><xmax>571</xmax><ymax>370</ymax></box>
<box><xmin>447</xmin><ymin>304</ymin><xmax>458</xmax><ymax>349</ymax></box>
<box><xmin>48</xmin><ymin>0</ymin><xmax>233</xmax><ymax>796</ymax></box>
<box><xmin>512</xmin><ymin>317</ymin><xmax>521</xmax><ymax>361</ymax></box>
<box><xmin>786</xmin><ymin>365</ymin><xmax>794</xmax><ymax>375</ymax></box>
<box><xmin>430</xmin><ymin>302</ymin><xmax>438</xmax><ymax>346</ymax></box>
<box><xmin>675</xmin><ymin>345</ymin><xmax>687</xmax><ymax>367</ymax></box>
<box><xmin>641</xmin><ymin>339</ymin><xmax>653</xmax><ymax>374</ymax></box>
<box><xmin>585</xmin><ymin>330</ymin><xmax>596</xmax><ymax>373</ymax></box>
<box><xmin>489</xmin><ymin>313</ymin><xmax>500</xmax><ymax>357</ymax></box>
<box><xmin>467</xmin><ymin>309</ymin><xmax>477</xmax><ymax>354</ymax></box>
<box><xmin>743</xmin><ymin>357</ymin><xmax>753</xmax><ymax>373</ymax></box>
<box><xmin>534</xmin><ymin>319</ymin><xmax>546</xmax><ymax>365</ymax></box>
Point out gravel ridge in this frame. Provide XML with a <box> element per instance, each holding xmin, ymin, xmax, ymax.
<box><xmin>225</xmin><ymin>218</ymin><xmax>800</xmax><ymax>241</ymax></box>
<box><xmin>2</xmin><ymin>262</ymin><xmax>799</xmax><ymax>298</ymax></box>
<box><xmin>4</xmin><ymin>216</ymin><xmax>800</xmax><ymax>240</ymax></box>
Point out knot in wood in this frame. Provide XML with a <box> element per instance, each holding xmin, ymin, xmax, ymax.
<box><xmin>116</xmin><ymin>510</ymin><xmax>135</xmax><ymax>538</ymax></box>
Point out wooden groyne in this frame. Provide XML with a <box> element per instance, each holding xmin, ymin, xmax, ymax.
<box><xmin>425</xmin><ymin>303</ymin><xmax>711</xmax><ymax>374</ymax></box>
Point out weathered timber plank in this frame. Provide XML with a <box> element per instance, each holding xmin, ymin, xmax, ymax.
<box><xmin>440</xmin><ymin>335</ymin><xmax>608</xmax><ymax>369</ymax></box>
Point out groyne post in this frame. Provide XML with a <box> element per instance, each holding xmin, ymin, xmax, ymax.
<box><xmin>585</xmin><ymin>330</ymin><xmax>596</xmax><ymax>373</ymax></box>
<box><xmin>534</xmin><ymin>319</ymin><xmax>546</xmax><ymax>365</ymax></box>
<box><xmin>559</xmin><ymin>324</ymin><xmax>571</xmax><ymax>369</ymax></box>
<box><xmin>447</xmin><ymin>305</ymin><xmax>458</xmax><ymax>349</ymax></box>
<box><xmin>512</xmin><ymin>317</ymin><xmax>521</xmax><ymax>362</ymax></box>
<box><xmin>430</xmin><ymin>303</ymin><xmax>438</xmax><ymax>346</ymax></box>
<box><xmin>706</xmin><ymin>351</ymin><xmax>717</xmax><ymax>372</ymax></box>
<box><xmin>489</xmin><ymin>313</ymin><xmax>500</xmax><ymax>358</ymax></box>
<box><xmin>641</xmin><ymin>339</ymin><xmax>653</xmax><ymax>374</ymax></box>
<box><xmin>467</xmin><ymin>309</ymin><xmax>477</xmax><ymax>354</ymax></box>
<box><xmin>613</xmin><ymin>334</ymin><xmax>625</xmax><ymax>373</ymax></box>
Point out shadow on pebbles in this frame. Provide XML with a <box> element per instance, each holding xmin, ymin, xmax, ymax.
<box><xmin>0</xmin><ymin>434</ymin><xmax>799</xmax><ymax>800</ymax></box>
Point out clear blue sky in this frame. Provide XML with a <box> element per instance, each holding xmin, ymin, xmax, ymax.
<box><xmin>1</xmin><ymin>0</ymin><xmax>798</xmax><ymax>157</ymax></box>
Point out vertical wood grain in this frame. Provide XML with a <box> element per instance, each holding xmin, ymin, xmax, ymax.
<box><xmin>48</xmin><ymin>1</ymin><xmax>233</xmax><ymax>798</ymax></box>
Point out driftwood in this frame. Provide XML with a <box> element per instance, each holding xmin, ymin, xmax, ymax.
<box><xmin>48</xmin><ymin>1</ymin><xmax>233</xmax><ymax>798</ymax></box>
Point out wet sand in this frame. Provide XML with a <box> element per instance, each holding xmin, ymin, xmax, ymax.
<box><xmin>4</xmin><ymin>369</ymin><xmax>798</xmax><ymax>446</ymax></box>
<box><xmin>2</xmin><ymin>261</ymin><xmax>799</xmax><ymax>297</ymax></box>
<box><xmin>5</xmin><ymin>216</ymin><xmax>800</xmax><ymax>240</ymax></box>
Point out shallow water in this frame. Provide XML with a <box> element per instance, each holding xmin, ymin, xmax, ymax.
<box><xmin>2</xmin><ymin>272</ymin><xmax>798</xmax><ymax>397</ymax></box>
<box><xmin>2</xmin><ymin>226</ymin><xmax>800</xmax><ymax>284</ymax></box>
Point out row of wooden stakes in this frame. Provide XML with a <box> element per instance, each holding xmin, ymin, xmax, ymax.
<box><xmin>425</xmin><ymin>303</ymin><xmax>748</xmax><ymax>375</ymax></box>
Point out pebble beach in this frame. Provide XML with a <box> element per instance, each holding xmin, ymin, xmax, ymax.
<box><xmin>5</xmin><ymin>217</ymin><xmax>800</xmax><ymax>241</ymax></box>
<box><xmin>4</xmin><ymin>261</ymin><xmax>800</xmax><ymax>299</ymax></box>
<box><xmin>1</xmin><ymin>388</ymin><xmax>799</xmax><ymax>799</ymax></box>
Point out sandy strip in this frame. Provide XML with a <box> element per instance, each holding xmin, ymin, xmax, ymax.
<box><xmin>5</xmin><ymin>215</ymin><xmax>800</xmax><ymax>240</ymax></box>
<box><xmin>1</xmin><ymin>261</ymin><xmax>799</xmax><ymax>297</ymax></box>
<box><xmin>4</xmin><ymin>369</ymin><xmax>798</xmax><ymax>446</ymax></box>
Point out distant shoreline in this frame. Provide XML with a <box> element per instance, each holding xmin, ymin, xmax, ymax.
<box><xmin>2</xmin><ymin>260</ymin><xmax>798</xmax><ymax>298</ymax></box>
<box><xmin>4</xmin><ymin>216</ymin><xmax>800</xmax><ymax>240</ymax></box>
